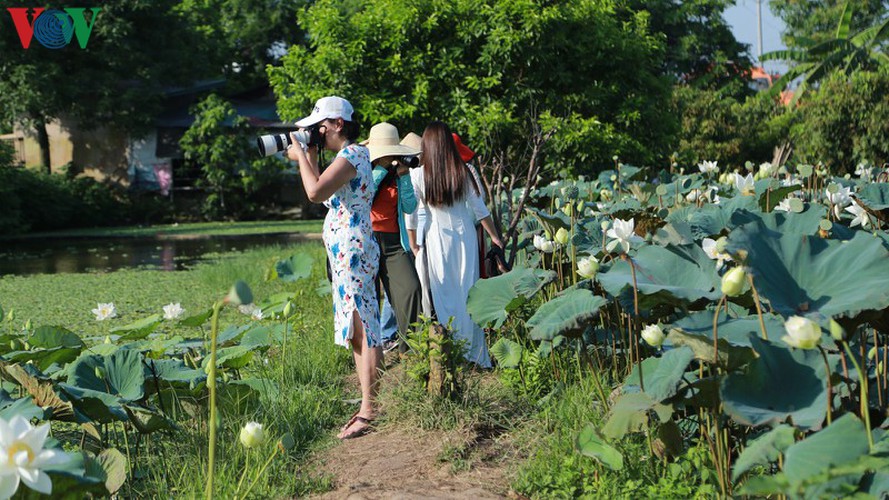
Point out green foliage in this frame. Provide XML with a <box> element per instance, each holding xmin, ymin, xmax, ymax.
<box><xmin>790</xmin><ymin>68</ymin><xmax>889</xmax><ymax>171</ymax></box>
<box><xmin>771</xmin><ymin>0</ymin><xmax>887</xmax><ymax>46</ymax></box>
<box><xmin>179</xmin><ymin>94</ymin><xmax>288</xmax><ymax>219</ymax></box>
<box><xmin>269</xmin><ymin>0</ymin><xmax>676</xmax><ymax>174</ymax></box>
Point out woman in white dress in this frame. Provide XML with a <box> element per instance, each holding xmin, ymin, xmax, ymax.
<box><xmin>409</xmin><ymin>121</ymin><xmax>503</xmax><ymax>367</ymax></box>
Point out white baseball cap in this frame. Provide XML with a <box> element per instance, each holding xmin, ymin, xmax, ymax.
<box><xmin>295</xmin><ymin>96</ymin><xmax>354</xmax><ymax>128</ymax></box>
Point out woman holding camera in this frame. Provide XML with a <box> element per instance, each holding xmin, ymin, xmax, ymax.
<box><xmin>366</xmin><ymin>122</ymin><xmax>422</xmax><ymax>354</ymax></box>
<box><xmin>286</xmin><ymin>96</ymin><xmax>380</xmax><ymax>439</ymax></box>
<box><xmin>410</xmin><ymin>121</ymin><xmax>503</xmax><ymax>368</ymax></box>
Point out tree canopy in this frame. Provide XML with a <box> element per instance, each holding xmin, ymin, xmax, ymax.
<box><xmin>770</xmin><ymin>0</ymin><xmax>887</xmax><ymax>46</ymax></box>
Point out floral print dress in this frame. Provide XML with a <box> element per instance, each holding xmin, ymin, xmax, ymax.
<box><xmin>323</xmin><ymin>143</ymin><xmax>381</xmax><ymax>348</ymax></box>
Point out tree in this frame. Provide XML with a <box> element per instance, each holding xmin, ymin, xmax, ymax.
<box><xmin>771</xmin><ymin>0</ymin><xmax>887</xmax><ymax>46</ymax></box>
<box><xmin>0</xmin><ymin>0</ymin><xmax>217</xmax><ymax>172</ymax></box>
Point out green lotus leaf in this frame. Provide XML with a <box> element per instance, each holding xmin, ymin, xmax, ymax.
<box><xmin>109</xmin><ymin>314</ymin><xmax>161</xmax><ymax>341</ymax></box>
<box><xmin>856</xmin><ymin>183</ymin><xmax>889</xmax><ymax>210</ymax></box>
<box><xmin>527</xmin><ymin>288</ymin><xmax>608</xmax><ymax>341</ymax></box>
<box><xmin>68</xmin><ymin>349</ymin><xmax>146</xmax><ymax>402</ymax></box>
<box><xmin>727</xmin><ymin>218</ymin><xmax>889</xmax><ymax>319</ymax></box>
<box><xmin>0</xmin><ymin>396</ymin><xmax>44</xmax><ymax>421</ymax></box>
<box><xmin>598</xmin><ymin>244</ymin><xmax>721</xmax><ymax>308</ymax></box>
<box><xmin>687</xmin><ymin>195</ymin><xmax>760</xmax><ymax>239</ymax></box>
<box><xmin>783</xmin><ymin>414</ymin><xmax>869</xmax><ymax>489</ymax></box>
<box><xmin>202</xmin><ymin>346</ymin><xmax>253</xmax><ymax>370</ymax></box>
<box><xmin>760</xmin><ymin>184</ymin><xmax>802</xmax><ymax>212</ymax></box>
<box><xmin>42</xmin><ymin>451</ymin><xmax>108</xmax><ymax>497</ymax></box>
<box><xmin>275</xmin><ymin>253</ymin><xmax>313</xmax><ymax>282</ymax></box>
<box><xmin>6</xmin><ymin>346</ymin><xmax>82</xmax><ymax>372</ymax></box>
<box><xmin>721</xmin><ymin>336</ymin><xmax>828</xmax><ymax>430</ymax></box>
<box><xmin>732</xmin><ymin>425</ymin><xmax>797</xmax><ymax>480</ymax></box>
<box><xmin>576</xmin><ymin>424</ymin><xmax>623</xmax><ymax>470</ymax></box>
<box><xmin>87</xmin><ymin>343</ymin><xmax>120</xmax><ymax>357</ymax></box>
<box><xmin>240</xmin><ymin>325</ymin><xmax>285</xmax><ymax>350</ymax></box>
<box><xmin>665</xmin><ymin>329</ymin><xmax>757</xmax><ymax>371</ymax></box>
<box><xmin>467</xmin><ymin>267</ymin><xmax>556</xmax><ymax>329</ymax></box>
<box><xmin>489</xmin><ymin>338</ymin><xmax>523</xmax><ymax>369</ymax></box>
<box><xmin>652</xmin><ymin>222</ymin><xmax>695</xmax><ymax>247</ymax></box>
<box><xmin>602</xmin><ymin>392</ymin><xmax>673</xmax><ymax>440</ymax></box>
<box><xmin>58</xmin><ymin>385</ymin><xmax>127</xmax><ymax>422</ymax></box>
<box><xmin>29</xmin><ymin>326</ymin><xmax>84</xmax><ymax>349</ymax></box>
<box><xmin>97</xmin><ymin>448</ymin><xmax>128</xmax><ymax>495</ymax></box>
<box><xmin>526</xmin><ymin>207</ymin><xmax>571</xmax><ymax>233</ymax></box>
<box><xmin>624</xmin><ymin>346</ymin><xmax>694</xmax><ymax>402</ymax></box>
<box><xmin>572</xmin><ymin>220</ymin><xmax>605</xmax><ymax>255</ymax></box>
<box><xmin>671</xmin><ymin>310</ymin><xmax>787</xmax><ymax>347</ymax></box>
<box><xmin>178</xmin><ymin>308</ymin><xmax>212</xmax><ymax>327</ymax></box>
<box><xmin>143</xmin><ymin>358</ymin><xmax>206</xmax><ymax>389</ymax></box>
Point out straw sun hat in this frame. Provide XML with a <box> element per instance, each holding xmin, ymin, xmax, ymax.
<box><xmin>364</xmin><ymin>122</ymin><xmax>420</xmax><ymax>162</ymax></box>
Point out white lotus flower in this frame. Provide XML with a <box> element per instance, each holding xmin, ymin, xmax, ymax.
<box><xmin>605</xmin><ymin>218</ymin><xmax>643</xmax><ymax>254</ymax></box>
<box><xmin>251</xmin><ymin>307</ymin><xmax>264</xmax><ymax>321</ymax></box>
<box><xmin>855</xmin><ymin>162</ymin><xmax>874</xmax><ymax>181</ymax></box>
<box><xmin>775</xmin><ymin>198</ymin><xmax>793</xmax><ymax>212</ymax></box>
<box><xmin>782</xmin><ymin>316</ymin><xmax>822</xmax><ymax>350</ymax></box>
<box><xmin>701</xmin><ymin>238</ymin><xmax>732</xmax><ymax>268</ymax></box>
<box><xmin>91</xmin><ymin>303</ymin><xmax>117</xmax><ymax>321</ymax></box>
<box><xmin>0</xmin><ymin>416</ymin><xmax>71</xmax><ymax>498</ymax></box>
<box><xmin>721</xmin><ymin>267</ymin><xmax>746</xmax><ymax>297</ymax></box>
<box><xmin>825</xmin><ymin>185</ymin><xmax>853</xmax><ymax>218</ymax></box>
<box><xmin>758</xmin><ymin>162</ymin><xmax>775</xmax><ymax>177</ymax></box>
<box><xmin>533</xmin><ymin>234</ymin><xmax>555</xmax><ymax>253</ymax></box>
<box><xmin>780</xmin><ymin>177</ymin><xmax>802</xmax><ymax>187</ymax></box>
<box><xmin>554</xmin><ymin>228</ymin><xmax>570</xmax><ymax>245</ymax></box>
<box><xmin>577</xmin><ymin>256</ymin><xmax>599</xmax><ymax>279</ymax></box>
<box><xmin>698</xmin><ymin>160</ymin><xmax>718</xmax><ymax>174</ymax></box>
<box><xmin>162</xmin><ymin>303</ymin><xmax>185</xmax><ymax>320</ymax></box>
<box><xmin>641</xmin><ymin>324</ymin><xmax>665</xmax><ymax>347</ymax></box>
<box><xmin>845</xmin><ymin>201</ymin><xmax>871</xmax><ymax>228</ymax></box>
<box><xmin>734</xmin><ymin>173</ymin><xmax>755</xmax><ymax>195</ymax></box>
<box><xmin>239</xmin><ymin>422</ymin><xmax>265</xmax><ymax>449</ymax></box>
<box><xmin>686</xmin><ymin>189</ymin><xmax>700</xmax><ymax>202</ymax></box>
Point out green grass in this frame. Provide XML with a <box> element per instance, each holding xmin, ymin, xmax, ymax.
<box><xmin>0</xmin><ymin>219</ymin><xmax>323</xmax><ymax>241</ymax></box>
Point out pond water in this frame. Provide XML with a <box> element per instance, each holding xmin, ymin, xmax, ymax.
<box><xmin>0</xmin><ymin>233</ymin><xmax>320</xmax><ymax>276</ymax></box>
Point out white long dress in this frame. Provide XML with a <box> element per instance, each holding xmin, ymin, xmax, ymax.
<box><xmin>410</xmin><ymin>167</ymin><xmax>492</xmax><ymax>367</ymax></box>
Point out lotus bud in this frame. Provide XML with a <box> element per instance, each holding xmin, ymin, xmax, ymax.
<box><xmin>554</xmin><ymin>198</ymin><xmax>562</xmax><ymax>210</ymax></box>
<box><xmin>6</xmin><ymin>310</ymin><xmax>14</xmax><ymax>322</ymax></box>
<box><xmin>609</xmin><ymin>175</ymin><xmax>617</xmax><ymax>182</ymax></box>
<box><xmin>715</xmin><ymin>236</ymin><xmax>729</xmax><ymax>254</ymax></box>
<box><xmin>283</xmin><ymin>301</ymin><xmax>294</xmax><ymax>318</ymax></box>
<box><xmin>721</xmin><ymin>267</ymin><xmax>746</xmax><ymax>297</ymax></box>
<box><xmin>782</xmin><ymin>316</ymin><xmax>822</xmax><ymax>350</ymax></box>
<box><xmin>104</xmin><ymin>335</ymin><xmax>112</xmax><ymax>344</ymax></box>
<box><xmin>24</xmin><ymin>319</ymin><xmax>31</xmax><ymax>331</ymax></box>
<box><xmin>829</xmin><ymin>318</ymin><xmax>846</xmax><ymax>341</ymax></box>
<box><xmin>544</xmin><ymin>230</ymin><xmax>552</xmax><ymax>241</ymax></box>
<box><xmin>868</xmin><ymin>346</ymin><xmax>878</xmax><ymax>360</ymax></box>
<box><xmin>577</xmin><ymin>256</ymin><xmax>599</xmax><ymax>279</ymax></box>
<box><xmin>554</xmin><ymin>228</ymin><xmax>569</xmax><ymax>245</ymax></box>
<box><xmin>94</xmin><ymin>366</ymin><xmax>105</xmax><ymax>379</ymax></box>
<box><xmin>601</xmin><ymin>220</ymin><xmax>611</xmax><ymax>231</ymax></box>
<box><xmin>576</xmin><ymin>200</ymin><xmax>584</xmax><ymax>213</ymax></box>
<box><xmin>23</xmin><ymin>342</ymin><xmax>30</xmax><ymax>351</ymax></box>
<box><xmin>239</xmin><ymin>422</ymin><xmax>266</xmax><ymax>449</ymax></box>
<box><xmin>223</xmin><ymin>371</ymin><xmax>230</xmax><ymax>382</ymax></box>
<box><xmin>563</xmin><ymin>203</ymin><xmax>573</xmax><ymax>216</ymax></box>
<box><xmin>641</xmin><ymin>324</ymin><xmax>665</xmax><ymax>347</ymax></box>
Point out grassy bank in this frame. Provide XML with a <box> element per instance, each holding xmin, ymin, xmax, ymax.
<box><xmin>0</xmin><ymin>219</ymin><xmax>323</xmax><ymax>241</ymax></box>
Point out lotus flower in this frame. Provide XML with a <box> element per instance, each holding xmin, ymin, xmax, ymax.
<box><xmin>162</xmin><ymin>303</ymin><xmax>185</xmax><ymax>320</ymax></box>
<box><xmin>825</xmin><ymin>185</ymin><xmax>853</xmax><ymax>218</ymax></box>
<box><xmin>91</xmin><ymin>303</ymin><xmax>117</xmax><ymax>321</ymax></box>
<box><xmin>698</xmin><ymin>160</ymin><xmax>718</xmax><ymax>174</ymax></box>
<box><xmin>641</xmin><ymin>324</ymin><xmax>665</xmax><ymax>347</ymax></box>
<box><xmin>734</xmin><ymin>173</ymin><xmax>755</xmax><ymax>195</ymax></box>
<box><xmin>554</xmin><ymin>228</ymin><xmax>570</xmax><ymax>245</ymax></box>
<box><xmin>775</xmin><ymin>198</ymin><xmax>793</xmax><ymax>212</ymax></box>
<box><xmin>605</xmin><ymin>218</ymin><xmax>643</xmax><ymax>254</ymax></box>
<box><xmin>758</xmin><ymin>162</ymin><xmax>775</xmax><ymax>178</ymax></box>
<box><xmin>845</xmin><ymin>201</ymin><xmax>871</xmax><ymax>228</ymax></box>
<box><xmin>855</xmin><ymin>162</ymin><xmax>874</xmax><ymax>181</ymax></box>
<box><xmin>239</xmin><ymin>422</ymin><xmax>265</xmax><ymax>449</ymax></box>
<box><xmin>782</xmin><ymin>316</ymin><xmax>821</xmax><ymax>350</ymax></box>
<box><xmin>721</xmin><ymin>267</ymin><xmax>746</xmax><ymax>297</ymax></box>
<box><xmin>250</xmin><ymin>307</ymin><xmax>264</xmax><ymax>321</ymax></box>
<box><xmin>0</xmin><ymin>416</ymin><xmax>71</xmax><ymax>498</ymax></box>
<box><xmin>533</xmin><ymin>234</ymin><xmax>555</xmax><ymax>253</ymax></box>
<box><xmin>702</xmin><ymin>238</ymin><xmax>732</xmax><ymax>268</ymax></box>
<box><xmin>577</xmin><ymin>256</ymin><xmax>599</xmax><ymax>279</ymax></box>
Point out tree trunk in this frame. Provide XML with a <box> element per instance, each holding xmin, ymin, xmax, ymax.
<box><xmin>36</xmin><ymin>121</ymin><xmax>51</xmax><ymax>174</ymax></box>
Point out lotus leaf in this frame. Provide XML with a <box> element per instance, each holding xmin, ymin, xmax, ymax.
<box><xmin>686</xmin><ymin>195</ymin><xmax>760</xmax><ymax>239</ymax></box>
<box><xmin>597</xmin><ymin>244</ymin><xmax>721</xmax><ymax>309</ymax></box>
<box><xmin>624</xmin><ymin>346</ymin><xmax>694</xmax><ymax>402</ymax></box>
<box><xmin>602</xmin><ymin>392</ymin><xmax>673</xmax><ymax>440</ymax></box>
<box><xmin>576</xmin><ymin>424</ymin><xmax>623</xmax><ymax>470</ymax></box>
<box><xmin>783</xmin><ymin>414</ymin><xmax>870</xmax><ymax>489</ymax></box>
<box><xmin>856</xmin><ymin>183</ymin><xmax>889</xmax><ymax>210</ymax></box>
<box><xmin>29</xmin><ymin>326</ymin><xmax>84</xmax><ymax>349</ymax></box>
<box><xmin>109</xmin><ymin>314</ymin><xmax>162</xmax><ymax>341</ymax></box>
<box><xmin>4</xmin><ymin>364</ymin><xmax>74</xmax><ymax>421</ymax></box>
<box><xmin>671</xmin><ymin>311</ymin><xmax>786</xmax><ymax>347</ymax></box>
<box><xmin>97</xmin><ymin>448</ymin><xmax>127</xmax><ymax>494</ymax></box>
<box><xmin>143</xmin><ymin>358</ymin><xmax>206</xmax><ymax>389</ymax></box>
<box><xmin>6</xmin><ymin>346</ymin><xmax>82</xmax><ymax>372</ymax></box>
<box><xmin>467</xmin><ymin>267</ymin><xmax>555</xmax><ymax>329</ymax></box>
<box><xmin>721</xmin><ymin>336</ymin><xmax>828</xmax><ymax>430</ymax></box>
<box><xmin>760</xmin><ymin>184</ymin><xmax>802</xmax><ymax>212</ymax></box>
<box><xmin>727</xmin><ymin>218</ymin><xmax>889</xmax><ymax>319</ymax></box>
<box><xmin>275</xmin><ymin>253</ymin><xmax>313</xmax><ymax>282</ymax></box>
<box><xmin>527</xmin><ymin>288</ymin><xmax>608</xmax><ymax>341</ymax></box>
<box><xmin>0</xmin><ymin>395</ymin><xmax>43</xmax><ymax>421</ymax></box>
<box><xmin>732</xmin><ymin>425</ymin><xmax>796</xmax><ymax>480</ymax></box>
<box><xmin>203</xmin><ymin>346</ymin><xmax>254</xmax><ymax>370</ymax></box>
<box><xmin>68</xmin><ymin>349</ymin><xmax>145</xmax><ymax>402</ymax></box>
<box><xmin>226</xmin><ymin>280</ymin><xmax>254</xmax><ymax>306</ymax></box>
<box><xmin>240</xmin><ymin>325</ymin><xmax>285</xmax><ymax>349</ymax></box>
<box><xmin>41</xmin><ymin>451</ymin><xmax>109</xmax><ymax>498</ymax></box>
<box><xmin>526</xmin><ymin>207</ymin><xmax>571</xmax><ymax>233</ymax></box>
<box><xmin>178</xmin><ymin>308</ymin><xmax>212</xmax><ymax>327</ymax></box>
<box><xmin>489</xmin><ymin>338</ymin><xmax>523</xmax><ymax>368</ymax></box>
<box><xmin>58</xmin><ymin>385</ymin><xmax>128</xmax><ymax>422</ymax></box>
<box><xmin>652</xmin><ymin>222</ymin><xmax>695</xmax><ymax>247</ymax></box>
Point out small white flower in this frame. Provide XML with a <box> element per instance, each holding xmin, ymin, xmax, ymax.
<box><xmin>533</xmin><ymin>234</ymin><xmax>555</xmax><ymax>253</ymax></box>
<box><xmin>758</xmin><ymin>162</ymin><xmax>775</xmax><ymax>177</ymax></box>
<box><xmin>605</xmin><ymin>218</ymin><xmax>643</xmax><ymax>254</ymax></box>
<box><xmin>825</xmin><ymin>185</ymin><xmax>853</xmax><ymax>218</ymax></box>
<box><xmin>855</xmin><ymin>162</ymin><xmax>874</xmax><ymax>181</ymax></box>
<box><xmin>239</xmin><ymin>422</ymin><xmax>265</xmax><ymax>449</ymax></box>
<box><xmin>780</xmin><ymin>177</ymin><xmax>802</xmax><ymax>187</ymax></box>
<box><xmin>641</xmin><ymin>324</ymin><xmax>665</xmax><ymax>347</ymax></box>
<box><xmin>734</xmin><ymin>173</ymin><xmax>755</xmax><ymax>195</ymax></box>
<box><xmin>0</xmin><ymin>416</ymin><xmax>72</xmax><ymax>497</ymax></box>
<box><xmin>782</xmin><ymin>316</ymin><xmax>822</xmax><ymax>350</ymax></box>
<box><xmin>775</xmin><ymin>198</ymin><xmax>793</xmax><ymax>212</ymax></box>
<box><xmin>91</xmin><ymin>303</ymin><xmax>117</xmax><ymax>321</ymax></box>
<box><xmin>702</xmin><ymin>238</ymin><xmax>732</xmax><ymax>268</ymax></box>
<box><xmin>251</xmin><ymin>307</ymin><xmax>264</xmax><ymax>321</ymax></box>
<box><xmin>577</xmin><ymin>256</ymin><xmax>599</xmax><ymax>279</ymax></box>
<box><xmin>698</xmin><ymin>160</ymin><xmax>718</xmax><ymax>174</ymax></box>
<box><xmin>845</xmin><ymin>201</ymin><xmax>871</xmax><ymax>228</ymax></box>
<box><xmin>162</xmin><ymin>303</ymin><xmax>185</xmax><ymax>320</ymax></box>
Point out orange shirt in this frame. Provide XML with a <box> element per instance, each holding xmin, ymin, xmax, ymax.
<box><xmin>371</xmin><ymin>181</ymin><xmax>399</xmax><ymax>233</ymax></box>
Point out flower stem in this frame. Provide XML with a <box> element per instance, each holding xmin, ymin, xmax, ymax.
<box><xmin>817</xmin><ymin>345</ymin><xmax>833</xmax><ymax>426</ymax></box>
<box><xmin>713</xmin><ymin>295</ymin><xmax>725</xmax><ymax>369</ymax></box>
<box><xmin>628</xmin><ymin>256</ymin><xmax>643</xmax><ymax>391</ymax></box>
<box><xmin>747</xmin><ymin>274</ymin><xmax>768</xmax><ymax>340</ymax></box>
<box><xmin>242</xmin><ymin>446</ymin><xmax>280</xmax><ymax>499</ymax></box>
<box><xmin>205</xmin><ymin>300</ymin><xmax>223</xmax><ymax>500</ymax></box>
<box><xmin>842</xmin><ymin>341</ymin><xmax>874</xmax><ymax>451</ymax></box>
<box><xmin>236</xmin><ymin>450</ymin><xmax>250</xmax><ymax>497</ymax></box>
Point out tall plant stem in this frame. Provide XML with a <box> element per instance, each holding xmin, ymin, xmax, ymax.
<box><xmin>748</xmin><ymin>274</ymin><xmax>768</xmax><ymax>340</ymax></box>
<box><xmin>712</xmin><ymin>295</ymin><xmax>725</xmax><ymax>370</ymax></box>
<box><xmin>242</xmin><ymin>445</ymin><xmax>280</xmax><ymax>499</ymax></box>
<box><xmin>628</xmin><ymin>256</ymin><xmax>643</xmax><ymax>391</ymax></box>
<box><xmin>874</xmin><ymin>329</ymin><xmax>884</xmax><ymax>409</ymax></box>
<box><xmin>205</xmin><ymin>301</ymin><xmax>223</xmax><ymax>500</ymax></box>
<box><xmin>842</xmin><ymin>341</ymin><xmax>874</xmax><ymax>451</ymax></box>
<box><xmin>817</xmin><ymin>346</ymin><xmax>833</xmax><ymax>426</ymax></box>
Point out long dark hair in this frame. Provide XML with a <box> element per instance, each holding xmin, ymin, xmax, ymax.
<box><xmin>421</xmin><ymin>121</ymin><xmax>480</xmax><ymax>207</ymax></box>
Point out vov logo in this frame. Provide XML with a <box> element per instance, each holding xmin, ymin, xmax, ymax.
<box><xmin>6</xmin><ymin>7</ymin><xmax>101</xmax><ymax>49</ymax></box>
